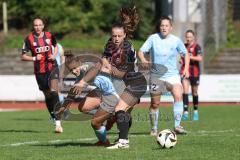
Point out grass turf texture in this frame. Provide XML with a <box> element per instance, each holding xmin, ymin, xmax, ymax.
<box><xmin>0</xmin><ymin>105</ymin><xmax>240</xmax><ymax>160</ymax></box>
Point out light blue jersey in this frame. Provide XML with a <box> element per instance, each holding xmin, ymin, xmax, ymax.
<box><xmin>75</xmin><ymin>67</ymin><xmax>118</xmax><ymax>97</ymax></box>
<box><xmin>52</xmin><ymin>43</ymin><xmax>63</xmax><ymax>66</ymax></box>
<box><xmin>140</xmin><ymin>33</ymin><xmax>187</xmax><ymax>78</ymax></box>
<box><xmin>93</xmin><ymin>74</ymin><xmax>118</xmax><ymax>96</ymax></box>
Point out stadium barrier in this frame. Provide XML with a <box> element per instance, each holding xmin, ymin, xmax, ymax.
<box><xmin>0</xmin><ymin>75</ymin><xmax>240</xmax><ymax>102</ymax></box>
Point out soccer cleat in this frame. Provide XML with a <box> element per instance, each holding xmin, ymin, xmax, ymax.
<box><xmin>150</xmin><ymin>129</ymin><xmax>158</xmax><ymax>136</ymax></box>
<box><xmin>193</xmin><ymin>111</ymin><xmax>199</xmax><ymax>121</ymax></box>
<box><xmin>106</xmin><ymin>139</ymin><xmax>129</xmax><ymax>149</ymax></box>
<box><xmin>174</xmin><ymin>126</ymin><xmax>187</xmax><ymax>135</ymax></box>
<box><xmin>55</xmin><ymin>125</ymin><xmax>63</xmax><ymax>133</ymax></box>
<box><xmin>182</xmin><ymin>111</ymin><xmax>189</xmax><ymax>121</ymax></box>
<box><xmin>94</xmin><ymin>139</ymin><xmax>110</xmax><ymax>147</ymax></box>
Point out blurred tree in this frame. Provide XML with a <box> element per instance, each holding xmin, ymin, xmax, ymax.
<box><xmin>3</xmin><ymin>0</ymin><xmax>156</xmax><ymax>39</ymax></box>
<box><xmin>134</xmin><ymin>0</ymin><xmax>155</xmax><ymax>39</ymax></box>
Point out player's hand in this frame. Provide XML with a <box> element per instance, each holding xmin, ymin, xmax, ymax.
<box><xmin>55</xmin><ymin>97</ymin><xmax>74</xmax><ymax>119</ymax></box>
<box><xmin>138</xmin><ymin>62</ymin><xmax>150</xmax><ymax>71</ymax></box>
<box><xmin>183</xmin><ymin>69</ymin><xmax>189</xmax><ymax>78</ymax></box>
<box><xmin>48</xmin><ymin>54</ymin><xmax>56</xmax><ymax>61</ymax></box>
<box><xmin>101</xmin><ymin>59</ymin><xmax>112</xmax><ymax>74</ymax></box>
<box><xmin>101</xmin><ymin>65</ymin><xmax>111</xmax><ymax>74</ymax></box>
<box><xmin>36</xmin><ymin>54</ymin><xmax>43</xmax><ymax>61</ymax></box>
<box><xmin>55</xmin><ymin>106</ymin><xmax>66</xmax><ymax>119</ymax></box>
<box><xmin>72</xmin><ymin>81</ymin><xmax>86</xmax><ymax>95</ymax></box>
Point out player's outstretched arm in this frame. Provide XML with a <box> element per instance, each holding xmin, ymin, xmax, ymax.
<box><xmin>55</xmin><ymin>88</ymin><xmax>76</xmax><ymax>119</ymax></box>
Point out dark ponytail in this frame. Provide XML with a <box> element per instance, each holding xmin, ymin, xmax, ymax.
<box><xmin>117</xmin><ymin>5</ymin><xmax>139</xmax><ymax>38</ymax></box>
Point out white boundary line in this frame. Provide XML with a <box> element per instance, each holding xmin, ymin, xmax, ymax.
<box><xmin>190</xmin><ymin>129</ymin><xmax>235</xmax><ymax>134</ymax></box>
<box><xmin>0</xmin><ymin>108</ymin><xmax>21</xmax><ymax>112</ymax></box>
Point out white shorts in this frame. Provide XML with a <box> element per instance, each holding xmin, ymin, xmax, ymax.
<box><xmin>159</xmin><ymin>75</ymin><xmax>181</xmax><ymax>85</ymax></box>
<box><xmin>150</xmin><ymin>75</ymin><xmax>181</xmax><ymax>95</ymax></box>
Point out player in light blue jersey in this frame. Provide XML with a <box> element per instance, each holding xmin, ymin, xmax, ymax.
<box><xmin>138</xmin><ymin>16</ymin><xmax>190</xmax><ymax>135</ymax></box>
<box><xmin>58</xmin><ymin>54</ymin><xmax>122</xmax><ymax>147</ymax></box>
<box><xmin>52</xmin><ymin>43</ymin><xmax>65</xmax><ymax>103</ymax></box>
<box><xmin>52</xmin><ymin>43</ymin><xmax>65</xmax><ymax>67</ymax></box>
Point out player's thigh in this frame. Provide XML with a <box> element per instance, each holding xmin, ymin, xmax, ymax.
<box><xmin>35</xmin><ymin>73</ymin><xmax>50</xmax><ymax>91</ymax></box>
<box><xmin>190</xmin><ymin>77</ymin><xmax>200</xmax><ymax>96</ymax></box>
<box><xmin>50</xmin><ymin>79</ymin><xmax>59</xmax><ymax>92</ymax></box>
<box><xmin>150</xmin><ymin>93</ymin><xmax>161</xmax><ymax>108</ymax></box>
<box><xmin>78</xmin><ymin>90</ymin><xmax>101</xmax><ymax>113</ymax></box>
<box><xmin>170</xmin><ymin>84</ymin><xmax>183</xmax><ymax>102</ymax></box>
<box><xmin>182</xmin><ymin>78</ymin><xmax>190</xmax><ymax>93</ymax></box>
<box><xmin>100</xmin><ymin>93</ymin><xmax>119</xmax><ymax>114</ymax></box>
<box><xmin>49</xmin><ymin>67</ymin><xmax>60</xmax><ymax>92</ymax></box>
<box><xmin>91</xmin><ymin>108</ymin><xmax>111</xmax><ymax>129</ymax></box>
<box><xmin>115</xmin><ymin>97</ymin><xmax>131</xmax><ymax>112</ymax></box>
<box><xmin>115</xmin><ymin>89</ymin><xmax>141</xmax><ymax>112</ymax></box>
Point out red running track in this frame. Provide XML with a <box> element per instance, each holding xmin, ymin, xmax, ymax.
<box><xmin>0</xmin><ymin>102</ymin><xmax>239</xmax><ymax>111</ymax></box>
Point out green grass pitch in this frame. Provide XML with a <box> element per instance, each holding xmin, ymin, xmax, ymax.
<box><xmin>0</xmin><ymin>105</ymin><xmax>240</xmax><ymax>160</ymax></box>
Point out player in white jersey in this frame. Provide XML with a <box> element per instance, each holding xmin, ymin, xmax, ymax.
<box><xmin>137</xmin><ymin>16</ymin><xmax>190</xmax><ymax>135</ymax></box>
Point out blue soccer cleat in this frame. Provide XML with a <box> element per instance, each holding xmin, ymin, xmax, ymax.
<box><xmin>182</xmin><ymin>112</ymin><xmax>189</xmax><ymax>121</ymax></box>
<box><xmin>193</xmin><ymin>111</ymin><xmax>199</xmax><ymax>121</ymax></box>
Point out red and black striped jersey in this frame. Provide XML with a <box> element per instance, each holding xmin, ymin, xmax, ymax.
<box><xmin>102</xmin><ymin>38</ymin><xmax>136</xmax><ymax>72</ymax></box>
<box><xmin>22</xmin><ymin>31</ymin><xmax>57</xmax><ymax>74</ymax></box>
<box><xmin>180</xmin><ymin>43</ymin><xmax>202</xmax><ymax>77</ymax></box>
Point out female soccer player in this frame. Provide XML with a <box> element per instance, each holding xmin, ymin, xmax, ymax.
<box><xmin>137</xmin><ymin>16</ymin><xmax>190</xmax><ymax>135</ymax></box>
<box><xmin>57</xmin><ymin>6</ymin><xmax>146</xmax><ymax>148</ymax></box>
<box><xmin>21</xmin><ymin>18</ymin><xmax>63</xmax><ymax>133</ymax></box>
<box><xmin>52</xmin><ymin>43</ymin><xmax>65</xmax><ymax>103</ymax></box>
<box><xmin>63</xmin><ymin>55</ymin><xmax>122</xmax><ymax>146</ymax></box>
<box><xmin>71</xmin><ymin>6</ymin><xmax>146</xmax><ymax>149</ymax></box>
<box><xmin>180</xmin><ymin>30</ymin><xmax>203</xmax><ymax>121</ymax></box>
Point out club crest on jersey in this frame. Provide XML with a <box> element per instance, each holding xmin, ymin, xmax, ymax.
<box><xmin>45</xmin><ymin>39</ymin><xmax>51</xmax><ymax>44</ymax></box>
<box><xmin>190</xmin><ymin>48</ymin><xmax>194</xmax><ymax>53</ymax></box>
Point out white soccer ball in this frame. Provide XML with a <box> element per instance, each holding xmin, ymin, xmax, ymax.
<box><xmin>156</xmin><ymin>129</ymin><xmax>177</xmax><ymax>149</ymax></box>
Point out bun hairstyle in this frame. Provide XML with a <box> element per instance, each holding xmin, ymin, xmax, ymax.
<box><xmin>115</xmin><ymin>5</ymin><xmax>139</xmax><ymax>38</ymax></box>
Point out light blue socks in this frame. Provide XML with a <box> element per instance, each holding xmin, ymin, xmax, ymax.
<box><xmin>173</xmin><ymin>101</ymin><xmax>183</xmax><ymax>128</ymax></box>
<box><xmin>94</xmin><ymin>126</ymin><xmax>107</xmax><ymax>142</ymax></box>
<box><xmin>149</xmin><ymin>109</ymin><xmax>159</xmax><ymax>131</ymax></box>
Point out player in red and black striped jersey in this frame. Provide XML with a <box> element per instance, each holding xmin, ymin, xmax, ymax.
<box><xmin>180</xmin><ymin>29</ymin><xmax>203</xmax><ymax>121</ymax></box>
<box><xmin>21</xmin><ymin>18</ymin><xmax>63</xmax><ymax>133</ymax></box>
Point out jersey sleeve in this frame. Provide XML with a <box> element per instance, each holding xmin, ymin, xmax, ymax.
<box><xmin>102</xmin><ymin>38</ymin><xmax>112</xmax><ymax>59</ymax></box>
<box><xmin>139</xmin><ymin>35</ymin><xmax>153</xmax><ymax>54</ymax></box>
<box><xmin>195</xmin><ymin>44</ymin><xmax>203</xmax><ymax>55</ymax></box>
<box><xmin>22</xmin><ymin>37</ymin><xmax>31</xmax><ymax>54</ymax></box>
<box><xmin>128</xmin><ymin>45</ymin><xmax>136</xmax><ymax>63</ymax></box>
<box><xmin>51</xmin><ymin>35</ymin><xmax>57</xmax><ymax>47</ymax></box>
<box><xmin>176</xmin><ymin>38</ymin><xmax>187</xmax><ymax>56</ymax></box>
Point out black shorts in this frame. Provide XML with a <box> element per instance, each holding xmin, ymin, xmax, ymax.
<box><xmin>122</xmin><ymin>72</ymin><xmax>147</xmax><ymax>106</ymax></box>
<box><xmin>35</xmin><ymin>68</ymin><xmax>59</xmax><ymax>91</ymax></box>
<box><xmin>189</xmin><ymin>76</ymin><xmax>200</xmax><ymax>86</ymax></box>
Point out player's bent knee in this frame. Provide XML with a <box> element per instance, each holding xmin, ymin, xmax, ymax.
<box><xmin>174</xmin><ymin>96</ymin><xmax>182</xmax><ymax>102</ymax></box>
<box><xmin>150</xmin><ymin>102</ymin><xmax>160</xmax><ymax>109</ymax></box>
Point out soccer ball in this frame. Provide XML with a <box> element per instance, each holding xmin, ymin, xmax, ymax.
<box><xmin>156</xmin><ymin>129</ymin><xmax>177</xmax><ymax>149</ymax></box>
